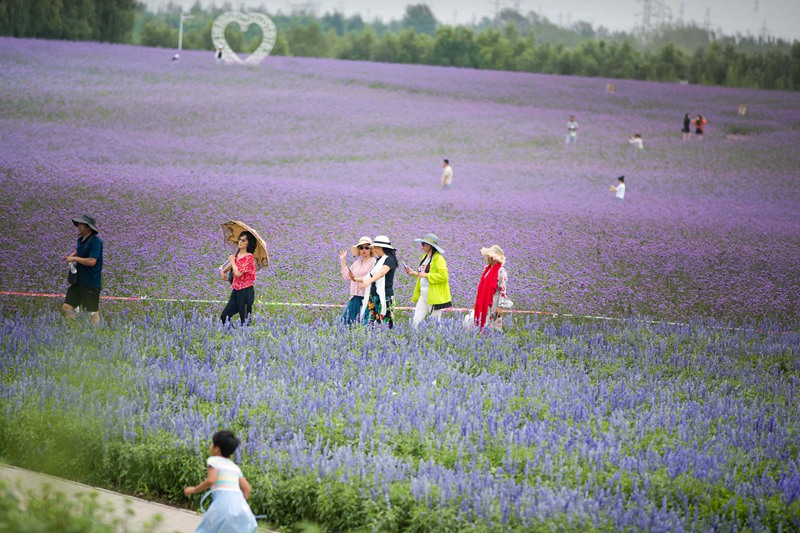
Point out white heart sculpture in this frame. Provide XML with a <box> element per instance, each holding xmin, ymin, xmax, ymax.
<box><xmin>212</xmin><ymin>12</ymin><xmax>277</xmax><ymax>65</ymax></box>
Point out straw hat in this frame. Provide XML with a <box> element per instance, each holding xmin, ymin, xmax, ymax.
<box><xmin>350</xmin><ymin>236</ymin><xmax>374</xmax><ymax>256</ymax></box>
<box><xmin>481</xmin><ymin>244</ymin><xmax>506</xmax><ymax>263</ymax></box>
<box><xmin>72</xmin><ymin>215</ymin><xmax>98</xmax><ymax>233</ymax></box>
<box><xmin>370</xmin><ymin>235</ymin><xmax>395</xmax><ymax>250</ymax></box>
<box><xmin>414</xmin><ymin>233</ymin><xmax>444</xmax><ymax>254</ymax></box>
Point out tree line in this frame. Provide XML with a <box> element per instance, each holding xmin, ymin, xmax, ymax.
<box><xmin>0</xmin><ymin>0</ymin><xmax>136</xmax><ymax>43</ymax></box>
<box><xmin>2</xmin><ymin>1</ymin><xmax>799</xmax><ymax>91</ymax></box>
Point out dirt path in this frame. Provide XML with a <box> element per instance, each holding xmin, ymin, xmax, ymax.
<box><xmin>0</xmin><ymin>464</ymin><xmax>274</xmax><ymax>532</ymax></box>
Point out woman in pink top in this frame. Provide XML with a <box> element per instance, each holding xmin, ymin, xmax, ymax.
<box><xmin>338</xmin><ymin>236</ymin><xmax>377</xmax><ymax>325</ymax></box>
<box><xmin>220</xmin><ymin>231</ymin><xmax>257</xmax><ymax>326</ymax></box>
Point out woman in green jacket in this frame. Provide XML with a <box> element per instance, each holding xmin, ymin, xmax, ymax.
<box><xmin>406</xmin><ymin>233</ymin><xmax>452</xmax><ymax>326</ymax></box>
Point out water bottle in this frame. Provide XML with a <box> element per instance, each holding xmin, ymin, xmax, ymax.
<box><xmin>69</xmin><ymin>261</ymin><xmax>77</xmax><ymax>274</ymax></box>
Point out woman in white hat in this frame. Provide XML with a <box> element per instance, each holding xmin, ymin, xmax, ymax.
<box><xmin>406</xmin><ymin>233</ymin><xmax>452</xmax><ymax>326</ymax></box>
<box><xmin>472</xmin><ymin>245</ymin><xmax>513</xmax><ymax>331</ymax></box>
<box><xmin>338</xmin><ymin>236</ymin><xmax>377</xmax><ymax>325</ymax></box>
<box><xmin>359</xmin><ymin>235</ymin><xmax>398</xmax><ymax>328</ymax></box>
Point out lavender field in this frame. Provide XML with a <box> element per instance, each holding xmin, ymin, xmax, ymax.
<box><xmin>1</xmin><ymin>38</ymin><xmax>800</xmax><ymax>531</ymax></box>
<box><xmin>1</xmin><ymin>38</ymin><xmax>799</xmax><ymax>320</ymax></box>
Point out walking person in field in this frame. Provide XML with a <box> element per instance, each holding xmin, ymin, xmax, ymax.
<box><xmin>471</xmin><ymin>245</ymin><xmax>513</xmax><ymax>332</ymax></box>
<box><xmin>184</xmin><ymin>430</ymin><xmax>257</xmax><ymax>533</ymax></box>
<box><xmin>61</xmin><ymin>215</ymin><xmax>103</xmax><ymax>326</ymax></box>
<box><xmin>440</xmin><ymin>159</ymin><xmax>453</xmax><ymax>190</ymax></box>
<box><xmin>220</xmin><ymin>231</ymin><xmax>256</xmax><ymax>326</ymax></box>
<box><xmin>565</xmin><ymin>115</ymin><xmax>579</xmax><ymax>144</ymax></box>
<box><xmin>694</xmin><ymin>114</ymin><xmax>707</xmax><ymax>139</ymax></box>
<box><xmin>406</xmin><ymin>233</ymin><xmax>452</xmax><ymax>327</ymax></box>
<box><xmin>682</xmin><ymin>113</ymin><xmax>693</xmax><ymax>140</ymax></box>
<box><xmin>609</xmin><ymin>175</ymin><xmax>626</xmax><ymax>201</ymax></box>
<box><xmin>360</xmin><ymin>235</ymin><xmax>398</xmax><ymax>329</ymax></box>
<box><xmin>338</xmin><ymin>236</ymin><xmax>376</xmax><ymax>325</ymax></box>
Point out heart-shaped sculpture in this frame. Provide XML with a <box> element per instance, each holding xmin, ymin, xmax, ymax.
<box><xmin>211</xmin><ymin>12</ymin><xmax>277</xmax><ymax>65</ymax></box>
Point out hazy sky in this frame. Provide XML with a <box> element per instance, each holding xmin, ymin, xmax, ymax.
<box><xmin>149</xmin><ymin>0</ymin><xmax>799</xmax><ymax>41</ymax></box>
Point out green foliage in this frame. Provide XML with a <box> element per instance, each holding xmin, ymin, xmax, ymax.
<box><xmin>7</xmin><ymin>2</ymin><xmax>796</xmax><ymax>90</ymax></box>
<box><xmin>0</xmin><ymin>481</ymin><xmax>117</xmax><ymax>533</ymax></box>
<box><xmin>402</xmin><ymin>4</ymin><xmax>438</xmax><ymax>36</ymax></box>
<box><xmin>0</xmin><ymin>0</ymin><xmax>135</xmax><ymax>42</ymax></box>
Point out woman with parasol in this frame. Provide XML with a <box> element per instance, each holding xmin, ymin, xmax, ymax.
<box><xmin>220</xmin><ymin>231</ymin><xmax>257</xmax><ymax>326</ymax></box>
<box><xmin>219</xmin><ymin>221</ymin><xmax>269</xmax><ymax>326</ymax></box>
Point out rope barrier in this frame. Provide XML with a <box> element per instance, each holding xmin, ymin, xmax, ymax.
<box><xmin>1</xmin><ymin>290</ymin><xmax>795</xmax><ymax>333</ymax></box>
<box><xmin>0</xmin><ymin>290</ymin><xmax>554</xmax><ymax>315</ymax></box>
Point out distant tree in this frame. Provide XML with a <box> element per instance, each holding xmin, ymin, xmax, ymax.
<box><xmin>337</xmin><ymin>28</ymin><xmax>377</xmax><ymax>60</ymax></box>
<box><xmin>346</xmin><ymin>14</ymin><xmax>365</xmax><ymax>33</ymax></box>
<box><xmin>475</xmin><ymin>28</ymin><xmax>515</xmax><ymax>70</ymax></box>
<box><xmin>140</xmin><ymin>20</ymin><xmax>176</xmax><ymax>48</ymax></box>
<box><xmin>286</xmin><ymin>21</ymin><xmax>328</xmax><ymax>57</ymax></box>
<box><xmin>372</xmin><ymin>32</ymin><xmax>399</xmax><ymax>63</ymax></box>
<box><xmin>321</xmin><ymin>11</ymin><xmax>345</xmax><ymax>36</ymax></box>
<box><xmin>429</xmin><ymin>26</ymin><xmax>477</xmax><ymax>67</ymax></box>
<box><xmin>402</xmin><ymin>4</ymin><xmax>437</xmax><ymax>36</ymax></box>
<box><xmin>271</xmin><ymin>33</ymin><xmax>290</xmax><ymax>56</ymax></box>
<box><xmin>396</xmin><ymin>28</ymin><xmax>432</xmax><ymax>64</ymax></box>
<box><xmin>648</xmin><ymin>43</ymin><xmax>689</xmax><ymax>81</ymax></box>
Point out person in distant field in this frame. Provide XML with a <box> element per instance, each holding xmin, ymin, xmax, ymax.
<box><xmin>61</xmin><ymin>215</ymin><xmax>103</xmax><ymax>326</ymax></box>
<box><xmin>609</xmin><ymin>175</ymin><xmax>626</xmax><ymax>201</ymax></box>
<box><xmin>360</xmin><ymin>235</ymin><xmax>398</xmax><ymax>329</ymax></box>
<box><xmin>184</xmin><ymin>430</ymin><xmax>257</xmax><ymax>533</ymax></box>
<box><xmin>220</xmin><ymin>231</ymin><xmax>256</xmax><ymax>326</ymax></box>
<box><xmin>566</xmin><ymin>115</ymin><xmax>579</xmax><ymax>144</ymax></box>
<box><xmin>339</xmin><ymin>236</ymin><xmax>376</xmax><ymax>325</ymax></box>
<box><xmin>628</xmin><ymin>133</ymin><xmax>643</xmax><ymax>150</ymax></box>
<box><xmin>694</xmin><ymin>114</ymin><xmax>707</xmax><ymax>139</ymax></box>
<box><xmin>682</xmin><ymin>113</ymin><xmax>693</xmax><ymax>140</ymax></box>
<box><xmin>440</xmin><ymin>159</ymin><xmax>453</xmax><ymax>190</ymax></box>
<box><xmin>216</xmin><ymin>45</ymin><xmax>224</xmax><ymax>64</ymax></box>
<box><xmin>407</xmin><ymin>233</ymin><xmax>452</xmax><ymax>327</ymax></box>
<box><xmin>172</xmin><ymin>53</ymin><xmax>180</xmax><ymax>61</ymax></box>
<box><xmin>470</xmin><ymin>245</ymin><xmax>513</xmax><ymax>332</ymax></box>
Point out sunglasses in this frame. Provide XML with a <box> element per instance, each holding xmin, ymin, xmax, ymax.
<box><xmin>238</xmin><ymin>237</ymin><xmax>248</xmax><ymax>242</ymax></box>
<box><xmin>358</xmin><ymin>245</ymin><xmax>371</xmax><ymax>250</ymax></box>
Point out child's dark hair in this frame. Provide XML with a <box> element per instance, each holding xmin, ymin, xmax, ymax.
<box><xmin>213</xmin><ymin>430</ymin><xmax>240</xmax><ymax>458</ymax></box>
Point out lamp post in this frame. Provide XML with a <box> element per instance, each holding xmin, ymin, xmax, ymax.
<box><xmin>178</xmin><ymin>12</ymin><xmax>194</xmax><ymax>50</ymax></box>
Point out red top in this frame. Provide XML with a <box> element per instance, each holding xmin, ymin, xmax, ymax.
<box><xmin>231</xmin><ymin>253</ymin><xmax>256</xmax><ymax>290</ymax></box>
<box><xmin>473</xmin><ymin>262</ymin><xmax>502</xmax><ymax>329</ymax></box>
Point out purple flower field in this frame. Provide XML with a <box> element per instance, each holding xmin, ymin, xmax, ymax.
<box><xmin>1</xmin><ymin>38</ymin><xmax>800</xmax><ymax>531</ymax></box>
<box><xmin>1</xmin><ymin>38</ymin><xmax>799</xmax><ymax>320</ymax></box>
<box><xmin>1</xmin><ymin>311</ymin><xmax>799</xmax><ymax>531</ymax></box>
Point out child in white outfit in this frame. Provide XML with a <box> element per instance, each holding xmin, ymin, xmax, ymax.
<box><xmin>184</xmin><ymin>430</ymin><xmax>257</xmax><ymax>533</ymax></box>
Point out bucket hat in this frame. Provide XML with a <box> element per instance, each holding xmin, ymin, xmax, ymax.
<box><xmin>414</xmin><ymin>233</ymin><xmax>444</xmax><ymax>254</ymax></box>
<box><xmin>72</xmin><ymin>215</ymin><xmax>99</xmax><ymax>233</ymax></box>
<box><xmin>370</xmin><ymin>235</ymin><xmax>395</xmax><ymax>250</ymax></box>
<box><xmin>480</xmin><ymin>244</ymin><xmax>506</xmax><ymax>264</ymax></box>
<box><xmin>350</xmin><ymin>236</ymin><xmax>374</xmax><ymax>256</ymax></box>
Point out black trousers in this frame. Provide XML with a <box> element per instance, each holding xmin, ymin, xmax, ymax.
<box><xmin>220</xmin><ymin>286</ymin><xmax>255</xmax><ymax>325</ymax></box>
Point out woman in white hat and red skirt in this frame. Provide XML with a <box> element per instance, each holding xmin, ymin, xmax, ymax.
<box><xmin>471</xmin><ymin>245</ymin><xmax>513</xmax><ymax>331</ymax></box>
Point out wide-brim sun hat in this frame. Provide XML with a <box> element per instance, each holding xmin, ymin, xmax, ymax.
<box><xmin>481</xmin><ymin>244</ymin><xmax>506</xmax><ymax>263</ymax></box>
<box><xmin>414</xmin><ymin>233</ymin><xmax>444</xmax><ymax>254</ymax></box>
<box><xmin>350</xmin><ymin>236</ymin><xmax>374</xmax><ymax>256</ymax></box>
<box><xmin>370</xmin><ymin>235</ymin><xmax>395</xmax><ymax>250</ymax></box>
<box><xmin>72</xmin><ymin>215</ymin><xmax>99</xmax><ymax>233</ymax></box>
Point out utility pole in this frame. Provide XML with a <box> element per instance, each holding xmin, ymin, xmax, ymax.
<box><xmin>488</xmin><ymin>0</ymin><xmax>502</xmax><ymax>20</ymax></box>
<box><xmin>178</xmin><ymin>11</ymin><xmax>194</xmax><ymax>51</ymax></box>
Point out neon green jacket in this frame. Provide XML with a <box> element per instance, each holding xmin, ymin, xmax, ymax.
<box><xmin>411</xmin><ymin>252</ymin><xmax>452</xmax><ymax>306</ymax></box>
